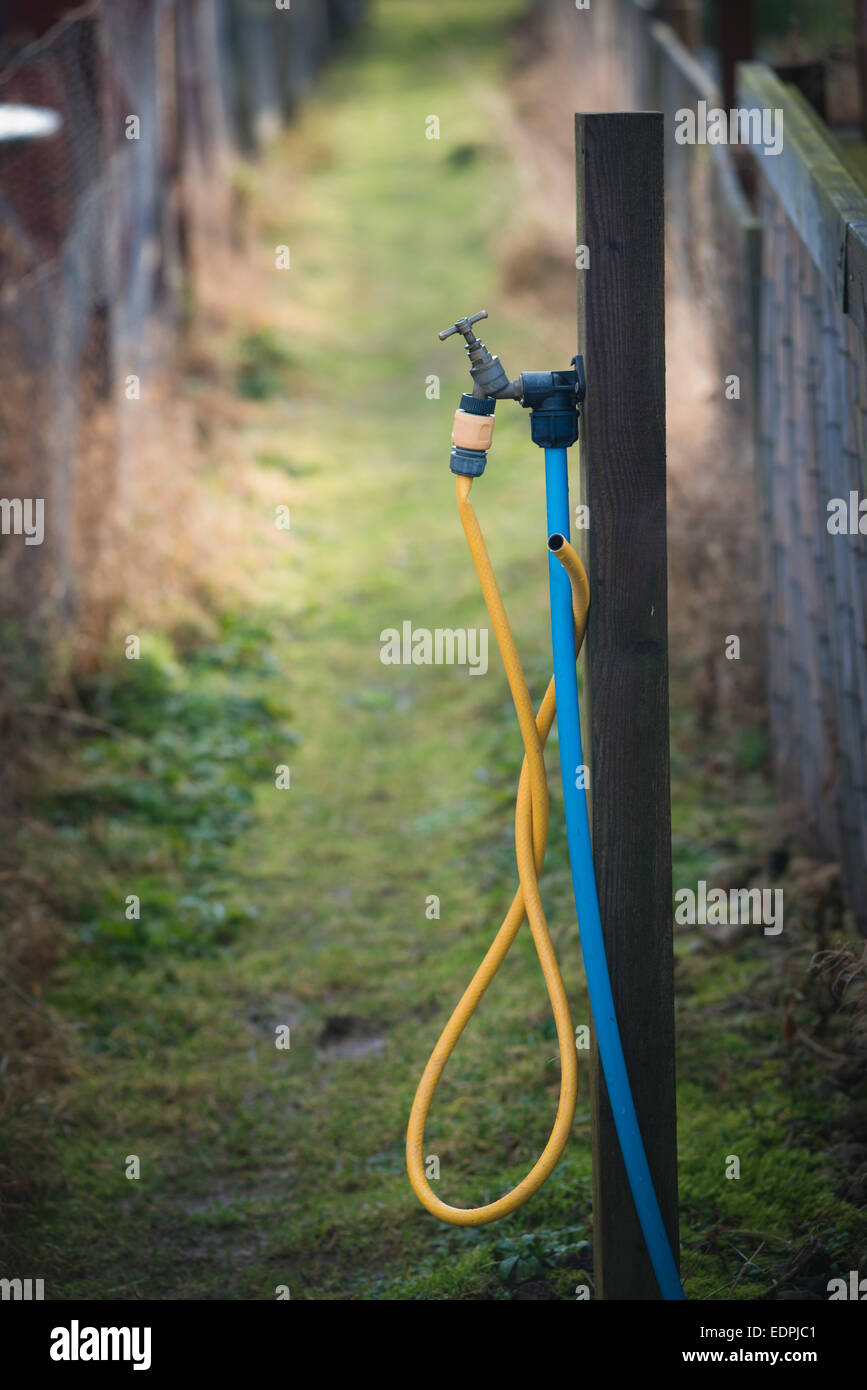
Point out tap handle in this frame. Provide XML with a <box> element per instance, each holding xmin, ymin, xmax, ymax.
<box><xmin>438</xmin><ymin>310</ymin><xmax>488</xmax><ymax>343</ymax></box>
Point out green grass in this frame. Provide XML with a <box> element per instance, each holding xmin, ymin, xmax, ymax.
<box><xmin>3</xmin><ymin>0</ymin><xmax>864</xmax><ymax>1300</ymax></box>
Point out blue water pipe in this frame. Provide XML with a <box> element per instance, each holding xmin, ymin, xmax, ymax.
<box><xmin>544</xmin><ymin>445</ymin><xmax>685</xmax><ymax>1301</ymax></box>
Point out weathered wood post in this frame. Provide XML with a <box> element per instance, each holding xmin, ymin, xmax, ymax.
<box><xmin>713</xmin><ymin>0</ymin><xmax>755</xmax><ymax>114</ymax></box>
<box><xmin>574</xmin><ymin>112</ymin><xmax>679</xmax><ymax>1300</ymax></box>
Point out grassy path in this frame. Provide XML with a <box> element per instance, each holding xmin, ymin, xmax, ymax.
<box><xmin>6</xmin><ymin>0</ymin><xmax>863</xmax><ymax>1300</ymax></box>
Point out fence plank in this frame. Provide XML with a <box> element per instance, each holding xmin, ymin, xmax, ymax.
<box><xmin>847</xmin><ymin>220</ymin><xmax>867</xmax><ymax>338</ymax></box>
<box><xmin>737</xmin><ymin>65</ymin><xmax>867</xmax><ymax>307</ymax></box>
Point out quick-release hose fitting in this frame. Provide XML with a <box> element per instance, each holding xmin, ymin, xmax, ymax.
<box><xmin>450</xmin><ymin>392</ymin><xmax>495</xmax><ymax>477</ymax></box>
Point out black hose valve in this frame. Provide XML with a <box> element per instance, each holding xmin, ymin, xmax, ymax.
<box><xmin>519</xmin><ymin>359</ymin><xmax>586</xmax><ymax>449</ymax></box>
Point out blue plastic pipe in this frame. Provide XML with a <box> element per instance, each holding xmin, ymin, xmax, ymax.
<box><xmin>544</xmin><ymin>445</ymin><xmax>685</xmax><ymax>1301</ymax></box>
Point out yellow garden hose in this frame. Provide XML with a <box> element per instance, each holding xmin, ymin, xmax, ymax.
<box><xmin>405</xmin><ymin>474</ymin><xmax>590</xmax><ymax>1226</ymax></box>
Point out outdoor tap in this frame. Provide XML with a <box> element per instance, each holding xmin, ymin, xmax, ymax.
<box><xmin>437</xmin><ymin>310</ymin><xmax>522</xmax><ymax>400</ymax></box>
<box><xmin>439</xmin><ymin>310</ymin><xmax>586</xmax><ymax>467</ymax></box>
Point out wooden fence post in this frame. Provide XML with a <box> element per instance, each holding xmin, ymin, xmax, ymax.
<box><xmin>574</xmin><ymin>112</ymin><xmax>679</xmax><ymax>1300</ymax></box>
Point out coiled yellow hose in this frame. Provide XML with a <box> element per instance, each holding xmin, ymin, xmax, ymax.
<box><xmin>406</xmin><ymin>475</ymin><xmax>590</xmax><ymax>1225</ymax></box>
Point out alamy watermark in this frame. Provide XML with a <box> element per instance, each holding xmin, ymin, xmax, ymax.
<box><xmin>50</xmin><ymin>1321</ymin><xmax>151</xmax><ymax>1371</ymax></box>
<box><xmin>0</xmin><ymin>1276</ymin><xmax>44</xmax><ymax>1299</ymax></box>
<box><xmin>675</xmin><ymin>880</ymin><xmax>783</xmax><ymax>935</ymax></box>
<box><xmin>380</xmin><ymin>622</ymin><xmax>488</xmax><ymax>675</ymax></box>
<box><xmin>0</xmin><ymin>498</ymin><xmax>44</xmax><ymax>545</ymax></box>
<box><xmin>827</xmin><ymin>491</ymin><xmax>867</xmax><ymax>534</ymax></box>
<box><xmin>674</xmin><ymin>100</ymin><xmax>783</xmax><ymax>157</ymax></box>
<box><xmin>828</xmin><ymin>1270</ymin><xmax>867</xmax><ymax>1299</ymax></box>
